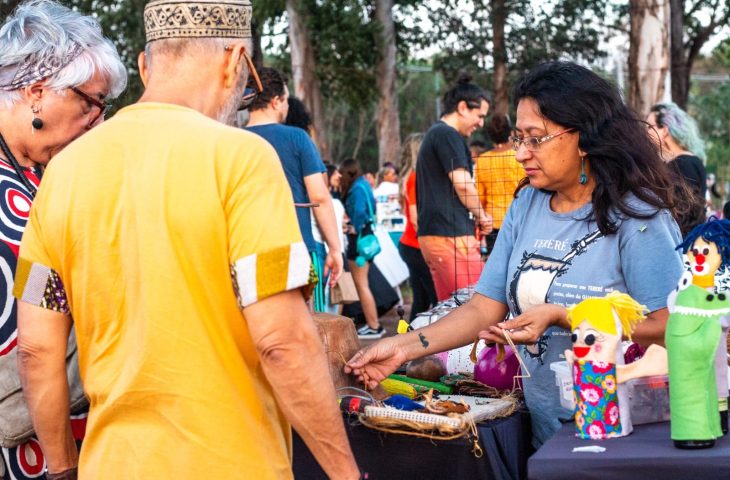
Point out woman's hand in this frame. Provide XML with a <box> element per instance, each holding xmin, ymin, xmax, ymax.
<box><xmin>478</xmin><ymin>303</ymin><xmax>568</xmax><ymax>345</ymax></box>
<box><xmin>344</xmin><ymin>337</ymin><xmax>407</xmax><ymax>390</ymax></box>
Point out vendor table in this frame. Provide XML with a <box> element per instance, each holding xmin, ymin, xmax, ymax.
<box><xmin>293</xmin><ymin>411</ymin><xmax>532</xmax><ymax>480</ymax></box>
<box><xmin>528</xmin><ymin>421</ymin><xmax>730</xmax><ymax>480</ymax></box>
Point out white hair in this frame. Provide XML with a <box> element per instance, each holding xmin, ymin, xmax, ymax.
<box><xmin>0</xmin><ymin>0</ymin><xmax>127</xmax><ymax>108</ymax></box>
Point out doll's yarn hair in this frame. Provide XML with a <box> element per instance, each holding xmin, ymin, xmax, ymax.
<box><xmin>676</xmin><ymin>217</ymin><xmax>730</xmax><ymax>267</ymax></box>
<box><xmin>567</xmin><ymin>291</ymin><xmax>647</xmax><ymax>340</ymax></box>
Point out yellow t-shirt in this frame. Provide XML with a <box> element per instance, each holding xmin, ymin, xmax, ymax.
<box><xmin>474</xmin><ymin>149</ymin><xmax>523</xmax><ymax>229</ymax></box>
<box><xmin>13</xmin><ymin>103</ymin><xmax>312</xmax><ymax>479</ymax></box>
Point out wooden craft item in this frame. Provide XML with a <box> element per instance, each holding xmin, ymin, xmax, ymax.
<box><xmin>313</xmin><ymin>313</ymin><xmax>361</xmax><ymax>389</ymax></box>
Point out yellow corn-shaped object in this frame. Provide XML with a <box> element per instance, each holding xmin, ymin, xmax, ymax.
<box><xmin>379</xmin><ymin>378</ymin><xmax>417</xmax><ymax>399</ymax></box>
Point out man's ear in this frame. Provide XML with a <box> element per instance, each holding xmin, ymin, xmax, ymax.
<box><xmin>456</xmin><ymin>100</ymin><xmax>469</xmax><ymax>116</ymax></box>
<box><xmin>138</xmin><ymin>51</ymin><xmax>150</xmax><ymax>87</ymax></box>
<box><xmin>223</xmin><ymin>44</ymin><xmax>245</xmax><ymax>89</ymax></box>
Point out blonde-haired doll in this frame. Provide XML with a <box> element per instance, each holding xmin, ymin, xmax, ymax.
<box><xmin>565</xmin><ymin>291</ymin><xmax>667</xmax><ymax>439</ymax></box>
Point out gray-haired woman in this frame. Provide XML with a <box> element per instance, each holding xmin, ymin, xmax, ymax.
<box><xmin>647</xmin><ymin>102</ymin><xmax>708</xmax><ymax>235</ymax></box>
<box><xmin>0</xmin><ymin>1</ymin><xmax>126</xmax><ymax>478</ymax></box>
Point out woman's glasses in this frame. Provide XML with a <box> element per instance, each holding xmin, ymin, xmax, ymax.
<box><xmin>70</xmin><ymin>86</ymin><xmax>111</xmax><ymax>127</ymax></box>
<box><xmin>509</xmin><ymin>128</ymin><xmax>576</xmax><ymax>152</ymax></box>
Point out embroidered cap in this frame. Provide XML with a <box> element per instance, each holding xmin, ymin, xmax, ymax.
<box><xmin>144</xmin><ymin>0</ymin><xmax>252</xmax><ymax>42</ymax></box>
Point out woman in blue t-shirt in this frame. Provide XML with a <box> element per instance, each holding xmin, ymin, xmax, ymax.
<box><xmin>345</xmin><ymin>61</ymin><xmax>691</xmax><ymax>447</ymax></box>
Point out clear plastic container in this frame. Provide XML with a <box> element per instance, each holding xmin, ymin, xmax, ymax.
<box><xmin>626</xmin><ymin>375</ymin><xmax>670</xmax><ymax>425</ymax></box>
<box><xmin>550</xmin><ymin>361</ymin><xmax>575</xmax><ymax>410</ymax></box>
<box><xmin>550</xmin><ymin>361</ymin><xmax>670</xmax><ymax>425</ymax></box>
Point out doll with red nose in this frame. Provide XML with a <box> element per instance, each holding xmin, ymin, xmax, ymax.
<box><xmin>565</xmin><ymin>292</ymin><xmax>667</xmax><ymax>439</ymax></box>
<box><xmin>674</xmin><ymin>218</ymin><xmax>730</xmax><ymax>437</ymax></box>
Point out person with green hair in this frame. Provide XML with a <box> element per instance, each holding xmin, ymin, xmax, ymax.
<box><xmin>647</xmin><ymin>102</ymin><xmax>708</xmax><ymax>235</ymax></box>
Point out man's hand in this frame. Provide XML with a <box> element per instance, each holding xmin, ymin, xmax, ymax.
<box><xmin>478</xmin><ymin>304</ymin><xmax>567</xmax><ymax>345</ymax></box>
<box><xmin>478</xmin><ymin>214</ymin><xmax>494</xmax><ymax>236</ymax></box>
<box><xmin>324</xmin><ymin>250</ymin><xmax>343</xmax><ymax>286</ymax></box>
<box><xmin>345</xmin><ymin>337</ymin><xmax>408</xmax><ymax>390</ymax></box>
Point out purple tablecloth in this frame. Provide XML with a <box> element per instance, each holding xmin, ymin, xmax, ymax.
<box><xmin>528</xmin><ymin>421</ymin><xmax>730</xmax><ymax>480</ymax></box>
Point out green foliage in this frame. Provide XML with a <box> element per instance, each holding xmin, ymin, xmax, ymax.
<box><xmin>59</xmin><ymin>0</ymin><xmax>147</xmax><ymax>109</ymax></box>
<box><xmin>691</xmin><ymin>80</ymin><xmax>730</xmax><ymax>177</ymax></box>
<box><xmin>690</xmin><ymin>41</ymin><xmax>730</xmax><ymax>180</ymax></box>
<box><xmin>257</xmin><ymin>0</ymin><xmax>380</xmax><ymax>110</ymax></box>
<box><xmin>417</xmin><ymin>0</ymin><xmax>608</xmax><ymax>84</ymax></box>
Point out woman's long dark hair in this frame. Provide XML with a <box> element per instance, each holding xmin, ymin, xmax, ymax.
<box><xmin>339</xmin><ymin>158</ymin><xmax>363</xmax><ymax>200</ymax></box>
<box><xmin>512</xmin><ymin>61</ymin><xmax>687</xmax><ymax>235</ymax></box>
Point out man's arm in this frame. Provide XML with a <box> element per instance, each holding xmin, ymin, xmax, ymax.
<box><xmin>448</xmin><ymin>168</ymin><xmax>493</xmax><ymax>235</ymax></box>
<box><xmin>16</xmin><ymin>302</ymin><xmax>77</xmax><ymax>474</ymax></box>
<box><xmin>244</xmin><ymin>289</ymin><xmax>359</xmax><ymax>479</ymax></box>
<box><xmin>304</xmin><ymin>173</ymin><xmax>343</xmax><ymax>285</ymax></box>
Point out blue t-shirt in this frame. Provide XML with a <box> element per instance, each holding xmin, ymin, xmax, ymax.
<box><xmin>475</xmin><ymin>187</ymin><xmax>683</xmax><ymax>447</ymax></box>
<box><xmin>246</xmin><ymin>124</ymin><xmax>325</xmax><ymax>252</ymax></box>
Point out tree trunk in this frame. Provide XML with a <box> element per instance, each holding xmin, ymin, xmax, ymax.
<box><xmin>374</xmin><ymin>0</ymin><xmax>401</xmax><ymax>167</ymax></box>
<box><xmin>287</xmin><ymin>0</ymin><xmax>331</xmax><ymax>162</ymax></box>
<box><xmin>251</xmin><ymin>18</ymin><xmax>264</xmax><ymax>70</ymax></box>
<box><xmin>490</xmin><ymin>0</ymin><xmax>508</xmax><ymax>117</ymax></box>
<box><xmin>628</xmin><ymin>0</ymin><xmax>670</xmax><ymax>119</ymax></box>
<box><xmin>669</xmin><ymin>0</ymin><xmax>688</xmax><ymax>109</ymax></box>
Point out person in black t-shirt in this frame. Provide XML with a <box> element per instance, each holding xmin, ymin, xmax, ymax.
<box><xmin>416</xmin><ymin>74</ymin><xmax>492</xmax><ymax>300</ymax></box>
<box><xmin>647</xmin><ymin>102</ymin><xmax>708</xmax><ymax>235</ymax></box>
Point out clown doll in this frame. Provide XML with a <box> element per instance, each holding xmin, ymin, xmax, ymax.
<box><xmin>670</xmin><ymin>218</ymin><xmax>730</xmax><ymax>446</ymax></box>
<box><xmin>565</xmin><ymin>292</ymin><xmax>667</xmax><ymax>439</ymax></box>
<box><xmin>666</xmin><ymin>276</ymin><xmax>730</xmax><ymax>448</ymax></box>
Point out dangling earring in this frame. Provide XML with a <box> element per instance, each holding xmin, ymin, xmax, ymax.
<box><xmin>579</xmin><ymin>157</ymin><xmax>587</xmax><ymax>185</ymax></box>
<box><xmin>31</xmin><ymin>106</ymin><xmax>43</xmax><ymax>131</ymax></box>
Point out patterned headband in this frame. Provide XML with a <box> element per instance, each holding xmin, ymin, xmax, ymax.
<box><xmin>0</xmin><ymin>41</ymin><xmax>84</xmax><ymax>91</ymax></box>
<box><xmin>144</xmin><ymin>0</ymin><xmax>252</xmax><ymax>42</ymax></box>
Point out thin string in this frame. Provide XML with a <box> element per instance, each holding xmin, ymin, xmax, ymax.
<box><xmin>502</xmin><ymin>329</ymin><xmax>532</xmax><ymax>393</ymax></box>
<box><xmin>0</xmin><ymin>131</ymin><xmax>38</xmax><ymax>197</ymax></box>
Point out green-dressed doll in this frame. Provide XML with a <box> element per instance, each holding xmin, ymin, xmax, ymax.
<box><xmin>666</xmin><ymin>281</ymin><xmax>728</xmax><ymax>447</ymax></box>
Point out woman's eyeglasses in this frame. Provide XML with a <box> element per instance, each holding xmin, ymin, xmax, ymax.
<box><xmin>70</xmin><ymin>86</ymin><xmax>111</xmax><ymax>127</ymax></box>
<box><xmin>509</xmin><ymin>128</ymin><xmax>576</xmax><ymax>152</ymax></box>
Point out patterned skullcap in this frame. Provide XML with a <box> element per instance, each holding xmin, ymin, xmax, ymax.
<box><xmin>0</xmin><ymin>41</ymin><xmax>84</xmax><ymax>91</ymax></box>
<box><xmin>144</xmin><ymin>0</ymin><xmax>252</xmax><ymax>42</ymax></box>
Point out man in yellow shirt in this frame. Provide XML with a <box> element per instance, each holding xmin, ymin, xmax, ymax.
<box><xmin>475</xmin><ymin>114</ymin><xmax>524</xmax><ymax>254</ymax></box>
<box><xmin>12</xmin><ymin>1</ymin><xmax>359</xmax><ymax>478</ymax></box>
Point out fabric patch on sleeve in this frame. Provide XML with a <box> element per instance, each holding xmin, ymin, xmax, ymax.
<box><xmin>13</xmin><ymin>258</ymin><xmax>70</xmax><ymax>314</ymax></box>
<box><xmin>231</xmin><ymin>241</ymin><xmax>314</xmax><ymax>308</ymax></box>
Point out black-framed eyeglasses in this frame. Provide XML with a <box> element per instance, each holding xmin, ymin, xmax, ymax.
<box><xmin>225</xmin><ymin>46</ymin><xmax>263</xmax><ymax>111</ymax></box>
<box><xmin>70</xmin><ymin>86</ymin><xmax>111</xmax><ymax>127</ymax></box>
<box><xmin>509</xmin><ymin>128</ymin><xmax>576</xmax><ymax>152</ymax></box>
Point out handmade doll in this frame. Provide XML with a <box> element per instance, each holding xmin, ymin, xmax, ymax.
<box><xmin>666</xmin><ymin>278</ymin><xmax>730</xmax><ymax>448</ymax></box>
<box><xmin>674</xmin><ymin>218</ymin><xmax>730</xmax><ymax>435</ymax></box>
<box><xmin>565</xmin><ymin>292</ymin><xmax>667</xmax><ymax>440</ymax></box>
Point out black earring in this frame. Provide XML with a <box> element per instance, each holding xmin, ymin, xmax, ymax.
<box><xmin>31</xmin><ymin>117</ymin><xmax>43</xmax><ymax>130</ymax></box>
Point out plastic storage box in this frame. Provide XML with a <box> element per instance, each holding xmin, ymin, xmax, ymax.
<box><xmin>550</xmin><ymin>361</ymin><xmax>575</xmax><ymax>410</ymax></box>
<box><xmin>550</xmin><ymin>361</ymin><xmax>670</xmax><ymax>425</ymax></box>
<box><xmin>626</xmin><ymin>375</ymin><xmax>670</xmax><ymax>424</ymax></box>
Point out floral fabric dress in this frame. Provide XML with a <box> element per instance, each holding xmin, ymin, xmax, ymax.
<box><xmin>573</xmin><ymin>360</ymin><xmax>621</xmax><ymax>439</ymax></box>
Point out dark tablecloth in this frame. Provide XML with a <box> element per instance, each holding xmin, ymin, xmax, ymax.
<box><xmin>294</xmin><ymin>411</ymin><xmax>532</xmax><ymax>480</ymax></box>
<box><xmin>528</xmin><ymin>421</ymin><xmax>730</xmax><ymax>480</ymax></box>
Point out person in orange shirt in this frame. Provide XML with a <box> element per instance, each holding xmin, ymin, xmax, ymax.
<box><xmin>475</xmin><ymin>114</ymin><xmax>524</xmax><ymax>254</ymax></box>
<box><xmin>398</xmin><ymin>134</ymin><xmax>438</xmax><ymax>320</ymax></box>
